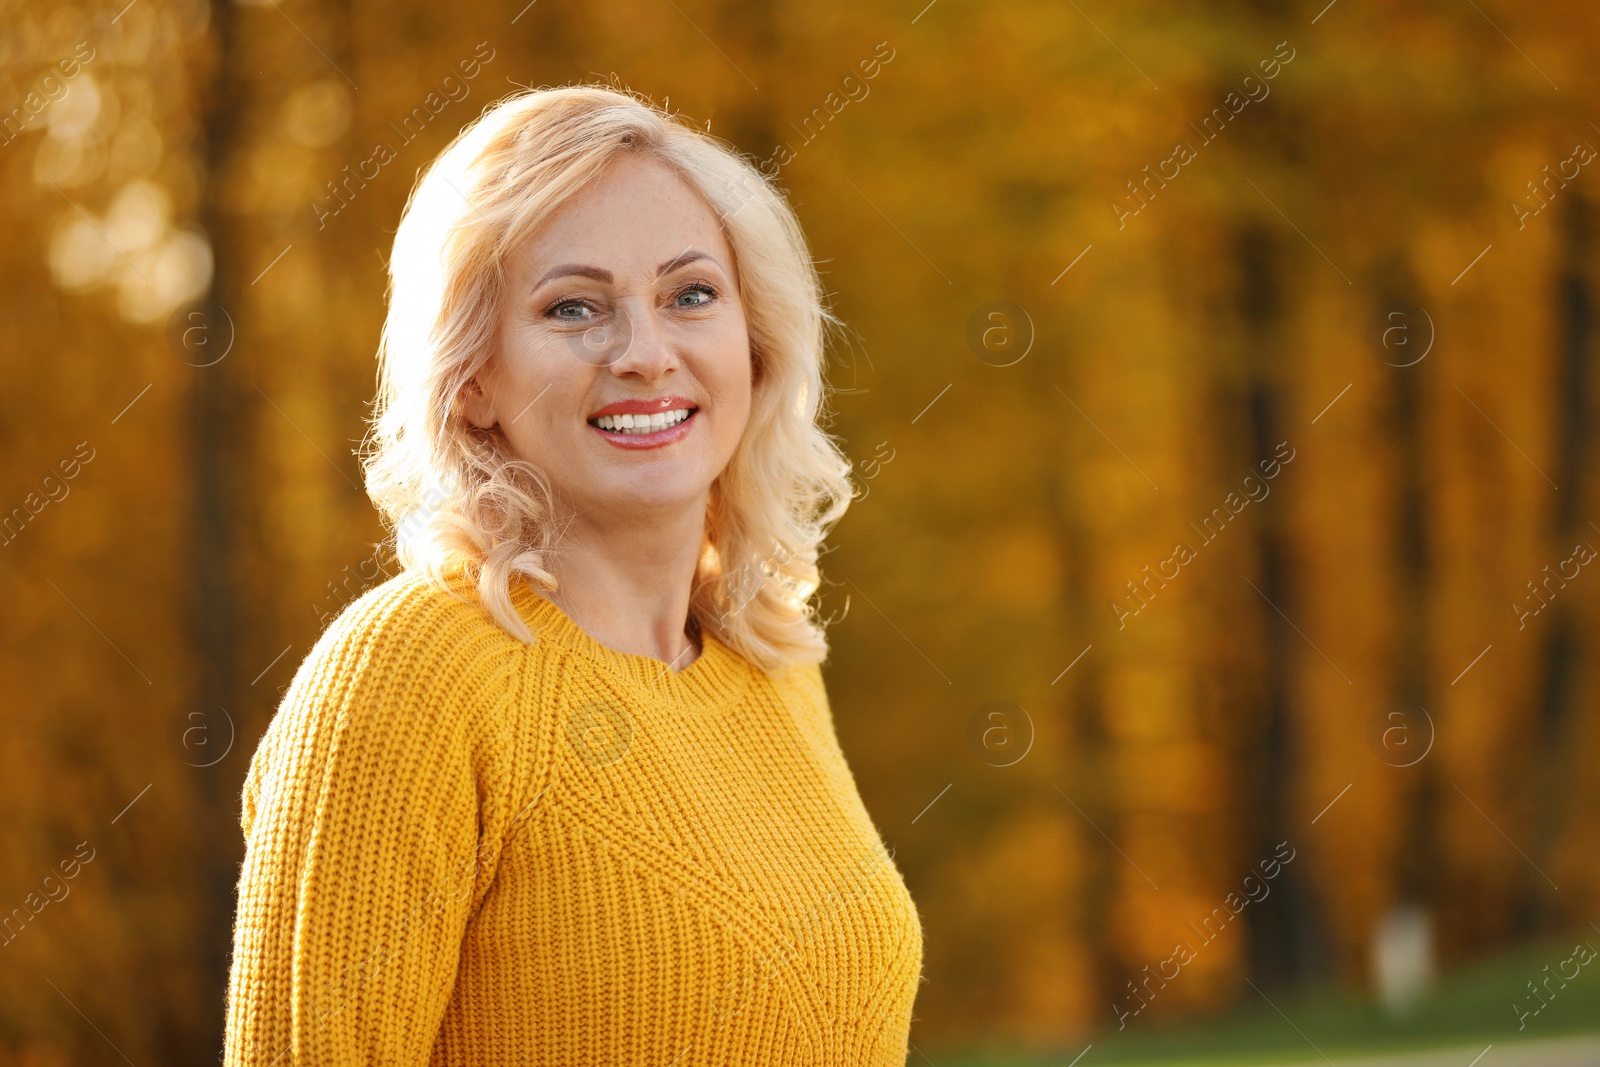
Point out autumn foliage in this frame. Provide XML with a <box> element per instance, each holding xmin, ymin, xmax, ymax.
<box><xmin>2</xmin><ymin>0</ymin><xmax>1599</xmax><ymax>1061</ymax></box>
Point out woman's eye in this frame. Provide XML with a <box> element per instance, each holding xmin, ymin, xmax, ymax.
<box><xmin>548</xmin><ymin>300</ymin><xmax>594</xmax><ymax>321</ymax></box>
<box><xmin>675</xmin><ymin>285</ymin><xmax>717</xmax><ymax>308</ymax></box>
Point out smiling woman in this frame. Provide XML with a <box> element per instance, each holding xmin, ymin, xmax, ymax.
<box><xmin>458</xmin><ymin>151</ymin><xmax>756</xmax><ymax>600</ymax></box>
<box><xmin>223</xmin><ymin>85</ymin><xmax>924</xmax><ymax>1066</ymax></box>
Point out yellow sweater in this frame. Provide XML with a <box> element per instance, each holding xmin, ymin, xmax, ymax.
<box><xmin>224</xmin><ymin>566</ymin><xmax>924</xmax><ymax>1065</ymax></box>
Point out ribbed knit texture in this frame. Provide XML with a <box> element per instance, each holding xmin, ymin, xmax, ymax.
<box><xmin>224</xmin><ymin>565</ymin><xmax>924</xmax><ymax>1065</ymax></box>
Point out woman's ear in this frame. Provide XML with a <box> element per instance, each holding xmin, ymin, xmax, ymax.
<box><xmin>461</xmin><ymin>376</ymin><xmax>496</xmax><ymax>430</ymax></box>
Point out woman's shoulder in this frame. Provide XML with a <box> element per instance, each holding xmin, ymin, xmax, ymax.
<box><xmin>267</xmin><ymin>566</ymin><xmax>532</xmax><ymax>749</ymax></box>
<box><xmin>763</xmin><ymin>656</ymin><xmax>834</xmax><ymax>729</ymax></box>
<box><xmin>760</xmin><ymin>657</ymin><xmax>855</xmax><ymax>777</ymax></box>
<box><xmin>243</xmin><ymin>566</ymin><xmax>545</xmax><ymax>830</ymax></box>
<box><xmin>320</xmin><ymin>565</ymin><xmax>512</xmax><ymax>656</ymax></box>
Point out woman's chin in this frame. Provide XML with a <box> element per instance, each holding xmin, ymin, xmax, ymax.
<box><xmin>578</xmin><ymin>472</ymin><xmax>711</xmax><ymax>516</ymax></box>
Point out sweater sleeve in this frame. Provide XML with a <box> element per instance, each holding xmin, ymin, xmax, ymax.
<box><xmin>225</xmin><ymin>586</ymin><xmax>514</xmax><ymax>1066</ymax></box>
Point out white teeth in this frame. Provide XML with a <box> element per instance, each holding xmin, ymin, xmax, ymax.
<box><xmin>594</xmin><ymin>408</ymin><xmax>693</xmax><ymax>434</ymax></box>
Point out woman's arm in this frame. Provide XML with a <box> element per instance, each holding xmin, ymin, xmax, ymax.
<box><xmin>224</xmin><ymin>581</ymin><xmax>521</xmax><ymax>1065</ymax></box>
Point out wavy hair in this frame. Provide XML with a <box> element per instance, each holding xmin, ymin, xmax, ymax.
<box><xmin>360</xmin><ymin>85</ymin><xmax>855</xmax><ymax>671</ymax></box>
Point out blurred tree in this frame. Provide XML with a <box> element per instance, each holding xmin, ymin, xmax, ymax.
<box><xmin>3</xmin><ymin>0</ymin><xmax>1600</xmax><ymax>1062</ymax></box>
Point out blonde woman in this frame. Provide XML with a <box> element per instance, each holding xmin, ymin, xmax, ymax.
<box><xmin>223</xmin><ymin>86</ymin><xmax>924</xmax><ymax>1065</ymax></box>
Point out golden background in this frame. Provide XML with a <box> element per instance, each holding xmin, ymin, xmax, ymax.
<box><xmin>3</xmin><ymin>0</ymin><xmax>1599</xmax><ymax>1062</ymax></box>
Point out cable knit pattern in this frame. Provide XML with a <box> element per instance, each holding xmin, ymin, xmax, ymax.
<box><xmin>224</xmin><ymin>565</ymin><xmax>924</xmax><ymax>1066</ymax></box>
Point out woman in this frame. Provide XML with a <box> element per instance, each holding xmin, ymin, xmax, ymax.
<box><xmin>223</xmin><ymin>85</ymin><xmax>924</xmax><ymax>1065</ymax></box>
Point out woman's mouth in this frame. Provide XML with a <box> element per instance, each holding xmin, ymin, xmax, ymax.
<box><xmin>586</xmin><ymin>407</ymin><xmax>698</xmax><ymax>449</ymax></box>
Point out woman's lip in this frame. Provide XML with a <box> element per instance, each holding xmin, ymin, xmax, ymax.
<box><xmin>588</xmin><ymin>395</ymin><xmax>698</xmax><ymax>418</ymax></box>
<box><xmin>588</xmin><ymin>409</ymin><xmax>697</xmax><ymax>450</ymax></box>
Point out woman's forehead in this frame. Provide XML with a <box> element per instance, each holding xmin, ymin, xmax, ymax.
<box><xmin>513</xmin><ymin>156</ymin><xmax>733</xmax><ymax>282</ymax></box>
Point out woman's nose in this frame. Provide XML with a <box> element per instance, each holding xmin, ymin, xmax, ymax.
<box><xmin>601</xmin><ymin>302</ymin><xmax>677</xmax><ymax>379</ymax></box>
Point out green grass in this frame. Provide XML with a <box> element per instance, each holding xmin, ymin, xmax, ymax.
<box><xmin>939</xmin><ymin>931</ymin><xmax>1600</xmax><ymax>1066</ymax></box>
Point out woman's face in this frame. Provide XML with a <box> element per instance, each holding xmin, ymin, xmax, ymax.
<box><xmin>465</xmin><ymin>153</ymin><xmax>752</xmax><ymax>520</ymax></box>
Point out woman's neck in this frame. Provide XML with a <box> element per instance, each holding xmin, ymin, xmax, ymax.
<box><xmin>543</xmin><ymin>499</ymin><xmax>707</xmax><ymax>669</ymax></box>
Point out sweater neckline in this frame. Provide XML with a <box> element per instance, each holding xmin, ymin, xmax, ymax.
<box><xmin>509</xmin><ymin>577</ymin><xmax>754</xmax><ymax>708</ymax></box>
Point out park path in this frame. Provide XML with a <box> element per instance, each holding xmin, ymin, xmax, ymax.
<box><xmin>1259</xmin><ymin>1033</ymin><xmax>1600</xmax><ymax>1067</ymax></box>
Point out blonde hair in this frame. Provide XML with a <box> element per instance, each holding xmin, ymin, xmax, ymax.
<box><xmin>361</xmin><ymin>85</ymin><xmax>855</xmax><ymax>671</ymax></box>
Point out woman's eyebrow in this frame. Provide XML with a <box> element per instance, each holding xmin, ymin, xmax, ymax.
<box><xmin>532</xmin><ymin>251</ymin><xmax>720</xmax><ymax>289</ymax></box>
<box><xmin>656</xmin><ymin>249</ymin><xmax>721</xmax><ymax>276</ymax></box>
<box><xmin>534</xmin><ymin>263</ymin><xmax>613</xmax><ymax>287</ymax></box>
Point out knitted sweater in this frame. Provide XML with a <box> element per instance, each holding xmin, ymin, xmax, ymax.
<box><xmin>224</xmin><ymin>566</ymin><xmax>924</xmax><ymax>1065</ymax></box>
